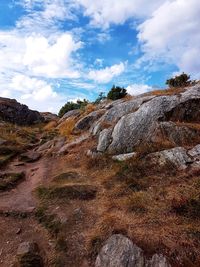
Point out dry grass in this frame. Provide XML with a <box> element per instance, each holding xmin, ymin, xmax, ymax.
<box><xmin>84</xmin><ymin>103</ymin><xmax>96</xmax><ymax>114</ymax></box>
<box><xmin>58</xmin><ymin>117</ymin><xmax>76</xmax><ymax>138</ymax></box>
<box><xmin>43</xmin><ymin>121</ymin><xmax>58</xmax><ymax>131</ymax></box>
<box><xmin>149</xmin><ymin>87</ymin><xmax>186</xmax><ymax>96</ymax></box>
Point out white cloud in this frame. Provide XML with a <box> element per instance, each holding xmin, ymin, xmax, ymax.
<box><xmin>138</xmin><ymin>0</ymin><xmax>200</xmax><ymax>77</ymax></box>
<box><xmin>126</xmin><ymin>84</ymin><xmax>153</xmax><ymax>95</ymax></box>
<box><xmin>76</xmin><ymin>0</ymin><xmax>164</xmax><ymax>28</ymax></box>
<box><xmin>23</xmin><ymin>33</ymin><xmax>82</xmax><ymax>78</ymax></box>
<box><xmin>88</xmin><ymin>62</ymin><xmax>125</xmax><ymax>83</ymax></box>
<box><xmin>10</xmin><ymin>74</ymin><xmax>57</xmax><ymax>100</ymax></box>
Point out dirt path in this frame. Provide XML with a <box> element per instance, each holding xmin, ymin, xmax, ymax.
<box><xmin>0</xmin><ymin>156</ymin><xmax>49</xmax><ymax>212</ymax></box>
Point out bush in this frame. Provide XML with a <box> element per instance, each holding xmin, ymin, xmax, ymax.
<box><xmin>58</xmin><ymin>99</ymin><xmax>89</xmax><ymax>117</ymax></box>
<box><xmin>166</xmin><ymin>73</ymin><xmax>191</xmax><ymax>88</ymax></box>
<box><xmin>107</xmin><ymin>85</ymin><xmax>127</xmax><ymax>100</ymax></box>
<box><xmin>94</xmin><ymin>92</ymin><xmax>106</xmax><ymax>104</ymax></box>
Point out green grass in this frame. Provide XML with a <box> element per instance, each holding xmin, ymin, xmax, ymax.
<box><xmin>35</xmin><ymin>206</ymin><xmax>62</xmax><ymax>236</ymax></box>
<box><xmin>0</xmin><ymin>172</ymin><xmax>25</xmax><ymax>191</ymax></box>
<box><xmin>36</xmin><ymin>184</ymin><xmax>97</xmax><ymax>201</ymax></box>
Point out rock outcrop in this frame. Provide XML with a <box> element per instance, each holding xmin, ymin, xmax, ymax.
<box><xmin>0</xmin><ymin>97</ymin><xmax>43</xmax><ymax>125</ymax></box>
<box><xmin>40</xmin><ymin>112</ymin><xmax>58</xmax><ymax>122</ymax></box>
<box><xmin>95</xmin><ymin>234</ymin><xmax>171</xmax><ymax>267</ymax></box>
<box><xmin>16</xmin><ymin>242</ymin><xmax>43</xmax><ymax>267</ymax></box>
<box><xmin>74</xmin><ymin>109</ymin><xmax>106</xmax><ymax>131</ymax></box>
<box><xmin>95</xmin><ymin>85</ymin><xmax>200</xmax><ymax>154</ymax></box>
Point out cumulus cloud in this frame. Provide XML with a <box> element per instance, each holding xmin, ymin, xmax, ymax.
<box><xmin>76</xmin><ymin>0</ymin><xmax>164</xmax><ymax>28</ymax></box>
<box><xmin>23</xmin><ymin>34</ymin><xmax>82</xmax><ymax>78</ymax></box>
<box><xmin>126</xmin><ymin>84</ymin><xmax>153</xmax><ymax>96</ymax></box>
<box><xmin>138</xmin><ymin>0</ymin><xmax>200</xmax><ymax>77</ymax></box>
<box><xmin>88</xmin><ymin>62</ymin><xmax>125</xmax><ymax>83</ymax></box>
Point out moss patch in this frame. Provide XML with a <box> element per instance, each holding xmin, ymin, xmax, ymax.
<box><xmin>0</xmin><ymin>172</ymin><xmax>25</xmax><ymax>191</ymax></box>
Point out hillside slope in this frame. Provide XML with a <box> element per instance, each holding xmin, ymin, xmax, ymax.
<box><xmin>0</xmin><ymin>85</ymin><xmax>200</xmax><ymax>267</ymax></box>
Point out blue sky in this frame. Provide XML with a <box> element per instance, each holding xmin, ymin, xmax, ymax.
<box><xmin>0</xmin><ymin>0</ymin><xmax>199</xmax><ymax>113</ymax></box>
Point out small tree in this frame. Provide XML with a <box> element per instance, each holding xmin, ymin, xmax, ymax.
<box><xmin>166</xmin><ymin>73</ymin><xmax>191</xmax><ymax>88</ymax></box>
<box><xmin>58</xmin><ymin>99</ymin><xmax>89</xmax><ymax>117</ymax></box>
<box><xmin>94</xmin><ymin>92</ymin><xmax>106</xmax><ymax>104</ymax></box>
<box><xmin>107</xmin><ymin>85</ymin><xmax>127</xmax><ymax>100</ymax></box>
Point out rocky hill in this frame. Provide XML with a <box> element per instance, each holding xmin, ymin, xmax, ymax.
<box><xmin>0</xmin><ymin>84</ymin><xmax>200</xmax><ymax>267</ymax></box>
<box><xmin>0</xmin><ymin>97</ymin><xmax>44</xmax><ymax>125</ymax></box>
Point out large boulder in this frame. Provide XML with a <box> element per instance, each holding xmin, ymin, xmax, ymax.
<box><xmin>152</xmin><ymin>121</ymin><xmax>200</xmax><ymax>146</ymax></box>
<box><xmin>95</xmin><ymin>234</ymin><xmax>144</xmax><ymax>267</ymax></box>
<box><xmin>74</xmin><ymin>109</ymin><xmax>106</xmax><ymax>131</ymax></box>
<box><xmin>95</xmin><ymin>234</ymin><xmax>171</xmax><ymax>267</ymax></box>
<box><xmin>107</xmin><ymin>86</ymin><xmax>200</xmax><ymax>154</ymax></box>
<box><xmin>92</xmin><ymin>96</ymin><xmax>155</xmax><ymax>135</ymax></box>
<box><xmin>147</xmin><ymin>147</ymin><xmax>193</xmax><ymax>170</ymax></box>
<box><xmin>40</xmin><ymin>112</ymin><xmax>58</xmax><ymax>122</ymax></box>
<box><xmin>58</xmin><ymin>109</ymin><xmax>80</xmax><ymax>124</ymax></box>
<box><xmin>0</xmin><ymin>97</ymin><xmax>43</xmax><ymax>125</ymax></box>
<box><xmin>16</xmin><ymin>242</ymin><xmax>43</xmax><ymax>267</ymax></box>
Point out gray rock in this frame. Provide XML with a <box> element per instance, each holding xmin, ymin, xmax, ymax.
<box><xmin>20</xmin><ymin>151</ymin><xmax>41</xmax><ymax>162</ymax></box>
<box><xmin>188</xmin><ymin>144</ymin><xmax>200</xmax><ymax>160</ymax></box>
<box><xmin>74</xmin><ymin>109</ymin><xmax>105</xmax><ymax>131</ymax></box>
<box><xmin>17</xmin><ymin>242</ymin><xmax>43</xmax><ymax>267</ymax></box>
<box><xmin>0</xmin><ymin>97</ymin><xmax>43</xmax><ymax>125</ymax></box>
<box><xmin>92</xmin><ymin>96</ymin><xmax>155</xmax><ymax>135</ymax></box>
<box><xmin>95</xmin><ymin>234</ymin><xmax>145</xmax><ymax>267</ymax></box>
<box><xmin>40</xmin><ymin>112</ymin><xmax>58</xmax><ymax>122</ymax></box>
<box><xmin>0</xmin><ymin>138</ymin><xmax>6</xmax><ymax>145</ymax></box>
<box><xmin>152</xmin><ymin>121</ymin><xmax>200</xmax><ymax>146</ymax></box>
<box><xmin>112</xmin><ymin>152</ymin><xmax>136</xmax><ymax>161</ymax></box>
<box><xmin>147</xmin><ymin>147</ymin><xmax>193</xmax><ymax>169</ymax></box>
<box><xmin>97</xmin><ymin>128</ymin><xmax>113</xmax><ymax>152</ymax></box>
<box><xmin>146</xmin><ymin>254</ymin><xmax>171</xmax><ymax>267</ymax></box>
<box><xmin>58</xmin><ymin>109</ymin><xmax>80</xmax><ymax>124</ymax></box>
<box><xmin>58</xmin><ymin>133</ymin><xmax>90</xmax><ymax>155</ymax></box>
<box><xmin>95</xmin><ymin>235</ymin><xmax>171</xmax><ymax>267</ymax></box>
<box><xmin>108</xmin><ymin>85</ymin><xmax>200</xmax><ymax>154</ymax></box>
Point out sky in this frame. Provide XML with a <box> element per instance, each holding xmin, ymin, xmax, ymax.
<box><xmin>0</xmin><ymin>0</ymin><xmax>200</xmax><ymax>113</ymax></box>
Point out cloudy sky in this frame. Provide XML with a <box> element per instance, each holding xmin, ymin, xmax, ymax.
<box><xmin>0</xmin><ymin>0</ymin><xmax>200</xmax><ymax>113</ymax></box>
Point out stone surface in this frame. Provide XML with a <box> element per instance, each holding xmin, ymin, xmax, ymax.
<box><xmin>40</xmin><ymin>112</ymin><xmax>58</xmax><ymax>122</ymax></box>
<box><xmin>0</xmin><ymin>97</ymin><xmax>43</xmax><ymax>125</ymax></box>
<box><xmin>188</xmin><ymin>144</ymin><xmax>200</xmax><ymax>160</ymax></box>
<box><xmin>112</xmin><ymin>152</ymin><xmax>136</xmax><ymax>161</ymax></box>
<box><xmin>92</xmin><ymin>96</ymin><xmax>155</xmax><ymax>135</ymax></box>
<box><xmin>152</xmin><ymin>121</ymin><xmax>200</xmax><ymax>146</ymax></box>
<box><xmin>20</xmin><ymin>151</ymin><xmax>41</xmax><ymax>163</ymax></box>
<box><xmin>146</xmin><ymin>254</ymin><xmax>171</xmax><ymax>267</ymax></box>
<box><xmin>95</xmin><ymin>234</ymin><xmax>144</xmax><ymax>267</ymax></box>
<box><xmin>0</xmin><ymin>138</ymin><xmax>6</xmax><ymax>145</ymax></box>
<box><xmin>147</xmin><ymin>147</ymin><xmax>193</xmax><ymax>169</ymax></box>
<box><xmin>58</xmin><ymin>109</ymin><xmax>80</xmax><ymax>124</ymax></box>
<box><xmin>107</xmin><ymin>86</ymin><xmax>200</xmax><ymax>154</ymax></box>
<box><xmin>95</xmin><ymin>235</ymin><xmax>171</xmax><ymax>267</ymax></box>
<box><xmin>74</xmin><ymin>109</ymin><xmax>106</xmax><ymax>131</ymax></box>
<box><xmin>97</xmin><ymin>128</ymin><xmax>113</xmax><ymax>152</ymax></box>
<box><xmin>17</xmin><ymin>242</ymin><xmax>43</xmax><ymax>267</ymax></box>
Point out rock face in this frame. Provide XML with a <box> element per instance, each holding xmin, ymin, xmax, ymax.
<box><xmin>92</xmin><ymin>96</ymin><xmax>155</xmax><ymax>136</ymax></box>
<box><xmin>147</xmin><ymin>147</ymin><xmax>193</xmax><ymax>170</ymax></box>
<box><xmin>16</xmin><ymin>242</ymin><xmax>43</xmax><ymax>267</ymax></box>
<box><xmin>58</xmin><ymin>109</ymin><xmax>80</xmax><ymax>124</ymax></box>
<box><xmin>105</xmin><ymin>86</ymin><xmax>200</xmax><ymax>154</ymax></box>
<box><xmin>0</xmin><ymin>97</ymin><xmax>43</xmax><ymax>125</ymax></box>
<box><xmin>40</xmin><ymin>112</ymin><xmax>58</xmax><ymax>122</ymax></box>
<box><xmin>74</xmin><ymin>109</ymin><xmax>106</xmax><ymax>131</ymax></box>
<box><xmin>95</xmin><ymin>234</ymin><xmax>144</xmax><ymax>267</ymax></box>
<box><xmin>95</xmin><ymin>234</ymin><xmax>171</xmax><ymax>267</ymax></box>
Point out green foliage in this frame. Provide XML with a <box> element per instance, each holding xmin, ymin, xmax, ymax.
<box><xmin>58</xmin><ymin>99</ymin><xmax>89</xmax><ymax>117</ymax></box>
<box><xmin>107</xmin><ymin>85</ymin><xmax>127</xmax><ymax>100</ymax></box>
<box><xmin>94</xmin><ymin>92</ymin><xmax>106</xmax><ymax>104</ymax></box>
<box><xmin>166</xmin><ymin>72</ymin><xmax>191</xmax><ymax>88</ymax></box>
